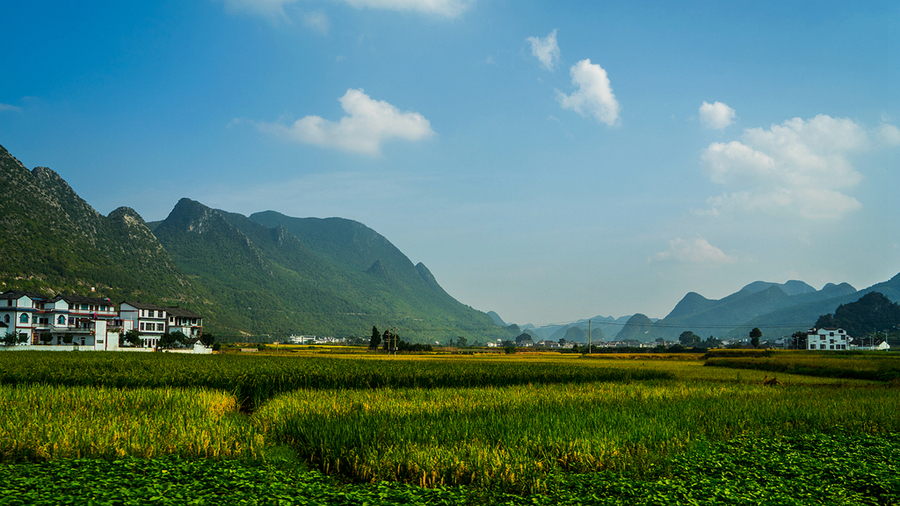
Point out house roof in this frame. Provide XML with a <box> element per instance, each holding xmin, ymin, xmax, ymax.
<box><xmin>166</xmin><ymin>307</ymin><xmax>202</xmax><ymax>319</ymax></box>
<box><xmin>51</xmin><ymin>294</ymin><xmax>115</xmax><ymax>306</ymax></box>
<box><xmin>120</xmin><ymin>301</ymin><xmax>168</xmax><ymax>311</ymax></box>
<box><xmin>0</xmin><ymin>290</ymin><xmax>51</xmax><ymax>301</ymax></box>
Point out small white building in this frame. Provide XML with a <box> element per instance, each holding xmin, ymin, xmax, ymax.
<box><xmin>807</xmin><ymin>328</ymin><xmax>850</xmax><ymax>350</ymax></box>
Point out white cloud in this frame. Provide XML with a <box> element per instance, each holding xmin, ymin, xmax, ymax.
<box><xmin>649</xmin><ymin>236</ymin><xmax>737</xmax><ymax>264</ymax></box>
<box><xmin>218</xmin><ymin>0</ymin><xmax>473</xmax><ymax>19</ymax></box>
<box><xmin>876</xmin><ymin>123</ymin><xmax>900</xmax><ymax>147</ymax></box>
<box><xmin>302</xmin><ymin>10</ymin><xmax>330</xmax><ymax>34</ymax></box>
<box><xmin>0</xmin><ymin>103</ymin><xmax>22</xmax><ymax>113</ymax></box>
<box><xmin>699</xmin><ymin>101</ymin><xmax>735</xmax><ymax>129</ymax></box>
<box><xmin>336</xmin><ymin>0</ymin><xmax>474</xmax><ymax>17</ymax></box>
<box><xmin>218</xmin><ymin>0</ymin><xmax>292</xmax><ymax>19</ymax></box>
<box><xmin>556</xmin><ymin>59</ymin><xmax>620</xmax><ymax>126</ymax></box>
<box><xmin>255</xmin><ymin>88</ymin><xmax>435</xmax><ymax>156</ymax></box>
<box><xmin>527</xmin><ymin>29</ymin><xmax>560</xmax><ymax>71</ymax></box>
<box><xmin>699</xmin><ymin>114</ymin><xmax>899</xmax><ymax>220</ymax></box>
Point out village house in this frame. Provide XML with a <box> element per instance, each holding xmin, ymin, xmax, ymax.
<box><xmin>806</xmin><ymin>328</ymin><xmax>850</xmax><ymax>350</ymax></box>
<box><xmin>1</xmin><ymin>290</ymin><xmax>204</xmax><ymax>352</ymax></box>
<box><xmin>0</xmin><ymin>291</ymin><xmax>131</xmax><ymax>350</ymax></box>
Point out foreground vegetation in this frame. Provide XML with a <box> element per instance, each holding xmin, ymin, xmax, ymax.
<box><xmin>1</xmin><ymin>350</ymin><xmax>898</xmax><ymax>504</ymax></box>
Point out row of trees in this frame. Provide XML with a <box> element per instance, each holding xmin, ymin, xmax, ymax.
<box><xmin>368</xmin><ymin>326</ymin><xmax>433</xmax><ymax>353</ymax></box>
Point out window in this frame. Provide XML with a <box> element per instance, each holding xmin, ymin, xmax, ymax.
<box><xmin>58</xmin><ymin>315</ymin><xmax>65</xmax><ymax>325</ymax></box>
<box><xmin>149</xmin><ymin>310</ymin><xmax>154</xmax><ymax>318</ymax></box>
<box><xmin>81</xmin><ymin>304</ymin><xmax>88</xmax><ymax>310</ymax></box>
<box><xmin>829</xmin><ymin>332</ymin><xmax>834</xmax><ymax>337</ymax></box>
<box><xmin>140</xmin><ymin>323</ymin><xmax>145</xmax><ymax>331</ymax></box>
<box><xmin>20</xmin><ymin>314</ymin><xmax>28</xmax><ymax>323</ymax></box>
<box><xmin>157</xmin><ymin>323</ymin><xmax>165</xmax><ymax>331</ymax></box>
<box><xmin>3</xmin><ymin>314</ymin><xmax>8</xmax><ymax>324</ymax></box>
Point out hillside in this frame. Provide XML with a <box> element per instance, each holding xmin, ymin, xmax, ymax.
<box><xmin>0</xmin><ymin>143</ymin><xmax>507</xmax><ymax>342</ymax></box>
<box><xmin>152</xmin><ymin>199</ymin><xmax>508</xmax><ymax>342</ymax></box>
<box><xmin>0</xmin><ymin>144</ymin><xmax>201</xmax><ymax>306</ymax></box>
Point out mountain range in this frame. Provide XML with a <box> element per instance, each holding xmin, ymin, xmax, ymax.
<box><xmin>4</xmin><ymin>142</ymin><xmax>898</xmax><ymax>344</ymax></box>
<box><xmin>0</xmin><ymin>143</ymin><xmax>510</xmax><ymax>343</ymax></box>
<box><xmin>513</xmin><ymin>277</ymin><xmax>900</xmax><ymax>343</ymax></box>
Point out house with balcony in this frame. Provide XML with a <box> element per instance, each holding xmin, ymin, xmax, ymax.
<box><xmin>0</xmin><ymin>291</ymin><xmax>52</xmax><ymax>345</ymax></box>
<box><xmin>166</xmin><ymin>307</ymin><xmax>203</xmax><ymax>338</ymax></box>
<box><xmin>1</xmin><ymin>291</ymin><xmax>130</xmax><ymax>350</ymax></box>
<box><xmin>119</xmin><ymin>301</ymin><xmax>169</xmax><ymax>348</ymax></box>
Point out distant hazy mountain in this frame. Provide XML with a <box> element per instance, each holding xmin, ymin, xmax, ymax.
<box><xmin>615</xmin><ymin>314</ymin><xmax>655</xmax><ymax>341</ymax></box>
<box><xmin>487</xmin><ymin>311</ymin><xmax>507</xmax><ymax>327</ymax></box>
<box><xmin>524</xmin><ymin>315</ymin><xmax>628</xmax><ymax>342</ymax></box>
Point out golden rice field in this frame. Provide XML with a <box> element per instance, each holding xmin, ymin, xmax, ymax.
<box><xmin>0</xmin><ymin>350</ymin><xmax>898</xmax><ymax>496</ymax></box>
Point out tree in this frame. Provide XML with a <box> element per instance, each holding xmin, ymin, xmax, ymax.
<box><xmin>158</xmin><ymin>333</ymin><xmax>178</xmax><ymax>349</ymax></box>
<box><xmin>456</xmin><ymin>336</ymin><xmax>468</xmax><ymax>348</ymax></box>
<box><xmin>122</xmin><ymin>329</ymin><xmax>141</xmax><ymax>347</ymax></box>
<box><xmin>2</xmin><ymin>331</ymin><xmax>19</xmax><ymax>347</ymax></box>
<box><xmin>702</xmin><ymin>336</ymin><xmax>723</xmax><ymax>348</ymax></box>
<box><xmin>199</xmin><ymin>332</ymin><xmax>215</xmax><ymax>347</ymax></box>
<box><xmin>515</xmin><ymin>333</ymin><xmax>533</xmax><ymax>346</ymax></box>
<box><xmin>750</xmin><ymin>328</ymin><xmax>762</xmax><ymax>348</ymax></box>
<box><xmin>678</xmin><ymin>331</ymin><xmax>701</xmax><ymax>347</ymax></box>
<box><xmin>368</xmin><ymin>326</ymin><xmax>381</xmax><ymax>350</ymax></box>
<box><xmin>790</xmin><ymin>331</ymin><xmax>807</xmax><ymax>349</ymax></box>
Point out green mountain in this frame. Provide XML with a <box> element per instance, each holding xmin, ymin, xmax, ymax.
<box><xmin>815</xmin><ymin>292</ymin><xmax>900</xmax><ymax>338</ymax></box>
<box><xmin>0</xmin><ymin>143</ymin><xmax>200</xmax><ymax>306</ymax></box>
<box><xmin>152</xmin><ymin>199</ymin><xmax>507</xmax><ymax>342</ymax></box>
<box><xmin>0</xmin><ymin>143</ymin><xmax>506</xmax><ymax>342</ymax></box>
<box><xmin>615</xmin><ymin>313</ymin><xmax>655</xmax><ymax>341</ymax></box>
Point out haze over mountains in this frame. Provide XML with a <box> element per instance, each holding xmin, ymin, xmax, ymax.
<box><xmin>3</xmin><ymin>142</ymin><xmax>898</xmax><ymax>344</ymax></box>
<box><xmin>514</xmin><ymin>277</ymin><xmax>900</xmax><ymax>343</ymax></box>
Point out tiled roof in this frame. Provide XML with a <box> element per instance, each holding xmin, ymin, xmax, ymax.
<box><xmin>120</xmin><ymin>301</ymin><xmax>168</xmax><ymax>311</ymax></box>
<box><xmin>165</xmin><ymin>307</ymin><xmax>202</xmax><ymax>319</ymax></box>
<box><xmin>0</xmin><ymin>290</ymin><xmax>51</xmax><ymax>301</ymax></box>
<box><xmin>51</xmin><ymin>294</ymin><xmax>115</xmax><ymax>306</ymax></box>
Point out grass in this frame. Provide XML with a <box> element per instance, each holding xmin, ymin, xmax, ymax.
<box><xmin>0</xmin><ymin>351</ymin><xmax>898</xmax><ymax>502</ymax></box>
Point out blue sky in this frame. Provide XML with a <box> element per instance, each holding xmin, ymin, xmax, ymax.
<box><xmin>2</xmin><ymin>1</ymin><xmax>899</xmax><ymax>326</ymax></box>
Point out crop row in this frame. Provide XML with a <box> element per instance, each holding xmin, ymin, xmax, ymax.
<box><xmin>0</xmin><ymin>352</ymin><xmax>672</xmax><ymax>408</ymax></box>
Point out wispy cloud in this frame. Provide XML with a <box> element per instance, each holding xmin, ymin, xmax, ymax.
<box><xmin>218</xmin><ymin>0</ymin><xmax>474</xmax><ymax>20</ymax></box>
<box><xmin>0</xmin><ymin>103</ymin><xmax>22</xmax><ymax>113</ymax></box>
<box><xmin>556</xmin><ymin>59</ymin><xmax>620</xmax><ymax>127</ymax></box>
<box><xmin>699</xmin><ymin>101</ymin><xmax>735</xmax><ymax>129</ymax></box>
<box><xmin>699</xmin><ymin>115</ymin><xmax>900</xmax><ymax>220</ymax></box>
<box><xmin>649</xmin><ymin>236</ymin><xmax>737</xmax><ymax>264</ymax></box>
<box><xmin>337</xmin><ymin>0</ymin><xmax>474</xmax><ymax>17</ymax></box>
<box><xmin>527</xmin><ymin>29</ymin><xmax>559</xmax><ymax>71</ymax></box>
<box><xmin>254</xmin><ymin>88</ymin><xmax>435</xmax><ymax>156</ymax></box>
<box><xmin>302</xmin><ymin>10</ymin><xmax>330</xmax><ymax>34</ymax></box>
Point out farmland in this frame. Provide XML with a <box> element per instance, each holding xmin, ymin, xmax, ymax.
<box><xmin>1</xmin><ymin>350</ymin><xmax>899</xmax><ymax>505</ymax></box>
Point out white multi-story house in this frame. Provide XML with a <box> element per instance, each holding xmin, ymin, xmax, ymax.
<box><xmin>806</xmin><ymin>328</ymin><xmax>850</xmax><ymax>350</ymax></box>
<box><xmin>1</xmin><ymin>291</ymin><xmax>52</xmax><ymax>345</ymax></box>
<box><xmin>166</xmin><ymin>307</ymin><xmax>203</xmax><ymax>338</ymax></box>
<box><xmin>119</xmin><ymin>302</ymin><xmax>169</xmax><ymax>348</ymax></box>
<box><xmin>0</xmin><ymin>291</ymin><xmax>131</xmax><ymax>350</ymax></box>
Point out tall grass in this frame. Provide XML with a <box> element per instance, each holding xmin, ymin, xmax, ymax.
<box><xmin>706</xmin><ymin>352</ymin><xmax>900</xmax><ymax>381</ymax></box>
<box><xmin>0</xmin><ymin>385</ymin><xmax>260</xmax><ymax>462</ymax></box>
<box><xmin>253</xmin><ymin>381</ymin><xmax>900</xmax><ymax>492</ymax></box>
<box><xmin>0</xmin><ymin>351</ymin><xmax>672</xmax><ymax>409</ymax></box>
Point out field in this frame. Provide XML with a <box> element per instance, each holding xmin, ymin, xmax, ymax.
<box><xmin>1</xmin><ymin>350</ymin><xmax>898</xmax><ymax>505</ymax></box>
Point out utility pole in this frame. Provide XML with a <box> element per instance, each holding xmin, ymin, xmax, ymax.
<box><xmin>588</xmin><ymin>319</ymin><xmax>592</xmax><ymax>354</ymax></box>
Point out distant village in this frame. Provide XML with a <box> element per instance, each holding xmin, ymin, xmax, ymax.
<box><xmin>0</xmin><ymin>290</ymin><xmax>208</xmax><ymax>353</ymax></box>
<box><xmin>1</xmin><ymin>288</ymin><xmax>890</xmax><ymax>353</ymax></box>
